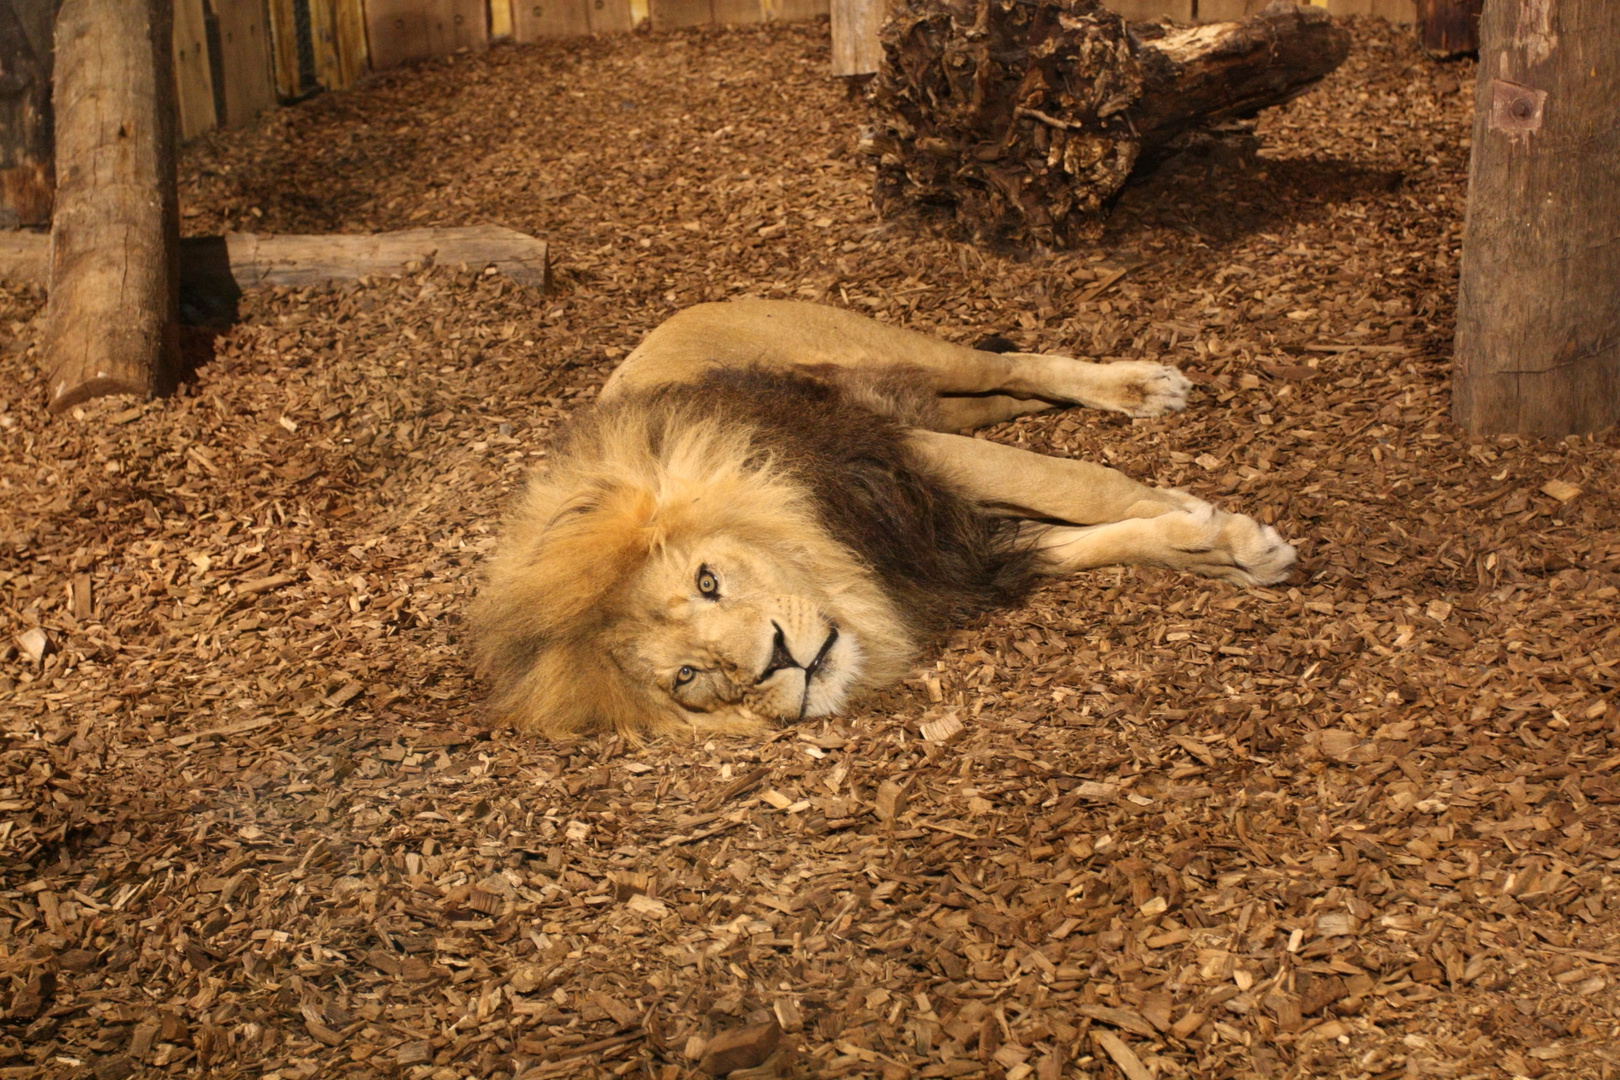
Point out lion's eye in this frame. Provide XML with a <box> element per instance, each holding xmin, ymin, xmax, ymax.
<box><xmin>674</xmin><ymin>665</ymin><xmax>696</xmax><ymax>687</ymax></box>
<box><xmin>696</xmin><ymin>566</ymin><xmax>720</xmax><ymax>599</ymax></box>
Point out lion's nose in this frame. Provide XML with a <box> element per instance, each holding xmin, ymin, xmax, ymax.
<box><xmin>757</xmin><ymin>622</ymin><xmax>800</xmax><ymax>682</ymax></box>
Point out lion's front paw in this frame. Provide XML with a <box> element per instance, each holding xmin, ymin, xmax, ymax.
<box><xmin>1101</xmin><ymin>361</ymin><xmax>1192</xmax><ymax>418</ymax></box>
<box><xmin>1160</xmin><ymin>502</ymin><xmax>1297</xmax><ymax>586</ymax></box>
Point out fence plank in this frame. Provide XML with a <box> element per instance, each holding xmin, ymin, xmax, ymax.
<box><xmin>711</xmin><ymin>0</ymin><xmax>764</xmax><ymax>24</ymax></box>
<box><xmin>516</xmin><ymin>0</ymin><xmax>594</xmax><ymax>37</ymax></box>
<box><xmin>588</xmin><ymin>0</ymin><xmax>636</xmax><ymax>32</ymax></box>
<box><xmin>331</xmin><ymin>0</ymin><xmax>371</xmax><ymax>85</ymax></box>
<box><xmin>367</xmin><ymin>0</ymin><xmax>488</xmax><ymax>69</ymax></box>
<box><xmin>173</xmin><ymin>0</ymin><xmax>217</xmax><ymax>139</ymax></box>
<box><xmin>764</xmin><ymin>0</ymin><xmax>829</xmax><ymax>20</ymax></box>
<box><xmin>491</xmin><ymin>0</ymin><xmax>514</xmax><ymax>36</ymax></box>
<box><xmin>215</xmin><ymin>0</ymin><xmax>278</xmax><ymax>125</ymax></box>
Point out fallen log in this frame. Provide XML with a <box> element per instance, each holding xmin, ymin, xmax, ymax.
<box><xmin>867</xmin><ymin>0</ymin><xmax>1351</xmax><ymax>247</ymax></box>
<box><xmin>43</xmin><ymin>0</ymin><xmax>181</xmax><ymax>413</ymax></box>
<box><xmin>0</xmin><ymin>224</ymin><xmax>550</xmax><ymax>305</ymax></box>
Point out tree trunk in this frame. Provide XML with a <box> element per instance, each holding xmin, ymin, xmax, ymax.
<box><xmin>0</xmin><ymin>0</ymin><xmax>59</xmax><ymax>228</ymax></box>
<box><xmin>42</xmin><ymin>0</ymin><xmax>180</xmax><ymax>413</ymax></box>
<box><xmin>868</xmin><ymin>0</ymin><xmax>1348</xmax><ymax>247</ymax></box>
<box><xmin>1451</xmin><ymin>0</ymin><xmax>1620</xmax><ymax>436</ymax></box>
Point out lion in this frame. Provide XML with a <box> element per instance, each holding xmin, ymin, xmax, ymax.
<box><xmin>472</xmin><ymin>299</ymin><xmax>1294</xmax><ymax>738</ymax></box>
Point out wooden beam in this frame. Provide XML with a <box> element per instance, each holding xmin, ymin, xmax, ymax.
<box><xmin>199</xmin><ymin>225</ymin><xmax>551</xmax><ymax>289</ymax></box>
<box><xmin>43</xmin><ymin>0</ymin><xmax>182</xmax><ymax>412</ymax></box>
<box><xmin>0</xmin><ymin>224</ymin><xmax>550</xmax><ymax>292</ymax></box>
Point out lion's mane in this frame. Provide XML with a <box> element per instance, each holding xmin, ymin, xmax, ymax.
<box><xmin>472</xmin><ymin>367</ymin><xmax>1041</xmax><ymax>735</ymax></box>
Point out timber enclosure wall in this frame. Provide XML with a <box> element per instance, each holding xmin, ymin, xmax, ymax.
<box><xmin>0</xmin><ymin>0</ymin><xmax>1417</xmax><ymax>225</ymax></box>
<box><xmin>168</xmin><ymin>0</ymin><xmax>1413</xmax><ymax>142</ymax></box>
<box><xmin>170</xmin><ymin>0</ymin><xmax>835</xmax><ymax>144</ymax></box>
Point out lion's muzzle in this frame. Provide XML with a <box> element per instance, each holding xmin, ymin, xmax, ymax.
<box><xmin>741</xmin><ymin>601</ymin><xmax>852</xmax><ymax>722</ymax></box>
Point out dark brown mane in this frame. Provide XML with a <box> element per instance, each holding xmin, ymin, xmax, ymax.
<box><xmin>642</xmin><ymin>366</ymin><xmax>1042</xmax><ymax>638</ymax></box>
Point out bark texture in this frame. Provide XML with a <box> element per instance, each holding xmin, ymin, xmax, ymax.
<box><xmin>0</xmin><ymin>225</ymin><xmax>549</xmax><ymax>306</ymax></box>
<box><xmin>1452</xmin><ymin>0</ymin><xmax>1620</xmax><ymax>436</ymax></box>
<box><xmin>867</xmin><ymin>0</ymin><xmax>1348</xmax><ymax>247</ymax></box>
<box><xmin>43</xmin><ymin>0</ymin><xmax>180</xmax><ymax>412</ymax></box>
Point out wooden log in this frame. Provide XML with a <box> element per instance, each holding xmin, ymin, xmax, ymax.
<box><xmin>1131</xmin><ymin>5</ymin><xmax>1351</xmax><ymax>151</ymax></box>
<box><xmin>200</xmin><ymin>225</ymin><xmax>551</xmax><ymax>289</ymax></box>
<box><xmin>868</xmin><ymin>0</ymin><xmax>1348</xmax><ymax>247</ymax></box>
<box><xmin>0</xmin><ymin>0</ymin><xmax>59</xmax><ymax>228</ymax></box>
<box><xmin>43</xmin><ymin>0</ymin><xmax>181</xmax><ymax>413</ymax></box>
<box><xmin>1452</xmin><ymin>0</ymin><xmax>1620</xmax><ymax>436</ymax></box>
<box><xmin>0</xmin><ymin>224</ymin><xmax>550</xmax><ymax>300</ymax></box>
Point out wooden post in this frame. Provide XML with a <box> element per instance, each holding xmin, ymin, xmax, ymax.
<box><xmin>43</xmin><ymin>0</ymin><xmax>181</xmax><ymax>412</ymax></box>
<box><xmin>831</xmin><ymin>0</ymin><xmax>884</xmax><ymax>76</ymax></box>
<box><xmin>1414</xmin><ymin>0</ymin><xmax>1480</xmax><ymax>58</ymax></box>
<box><xmin>1452</xmin><ymin>0</ymin><xmax>1620</xmax><ymax>436</ymax></box>
<box><xmin>0</xmin><ymin>0</ymin><xmax>59</xmax><ymax>228</ymax></box>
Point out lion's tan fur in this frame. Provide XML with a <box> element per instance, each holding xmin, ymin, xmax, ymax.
<box><xmin>474</xmin><ymin>300</ymin><xmax>1297</xmax><ymax>739</ymax></box>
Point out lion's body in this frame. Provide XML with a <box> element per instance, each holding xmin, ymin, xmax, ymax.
<box><xmin>474</xmin><ymin>300</ymin><xmax>1295</xmax><ymax>738</ymax></box>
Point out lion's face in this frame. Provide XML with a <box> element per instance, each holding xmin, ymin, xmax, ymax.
<box><xmin>472</xmin><ymin>403</ymin><xmax>918</xmax><ymax>738</ymax></box>
<box><xmin>609</xmin><ymin>532</ymin><xmax>865</xmax><ymax>725</ymax></box>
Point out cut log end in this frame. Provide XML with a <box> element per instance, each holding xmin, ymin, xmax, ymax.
<box><xmin>47</xmin><ymin>370</ymin><xmax>159</xmax><ymax>414</ymax></box>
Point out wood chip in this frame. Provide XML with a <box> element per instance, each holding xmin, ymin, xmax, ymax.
<box><xmin>700</xmin><ymin>1020</ymin><xmax>782</xmax><ymax>1076</ymax></box>
<box><xmin>874</xmin><ymin>778</ymin><xmax>911</xmax><ymax>821</ymax></box>
<box><xmin>1541</xmin><ymin>478</ymin><xmax>1582</xmax><ymax>502</ymax></box>
<box><xmin>1091</xmin><ymin>1030</ymin><xmax>1153</xmax><ymax>1080</ymax></box>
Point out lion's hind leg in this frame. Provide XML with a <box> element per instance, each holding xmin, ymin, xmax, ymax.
<box><xmin>1032</xmin><ymin>500</ymin><xmax>1296</xmax><ymax>587</ymax></box>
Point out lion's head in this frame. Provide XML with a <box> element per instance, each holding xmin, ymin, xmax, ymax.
<box><xmin>471</xmin><ymin>392</ymin><xmax>920</xmax><ymax>737</ymax></box>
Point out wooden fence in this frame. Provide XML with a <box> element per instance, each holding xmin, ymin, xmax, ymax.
<box><xmin>175</xmin><ymin>0</ymin><xmax>833</xmax><ymax>142</ymax></box>
<box><xmin>177</xmin><ymin>0</ymin><xmax>1426</xmax><ymax>139</ymax></box>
